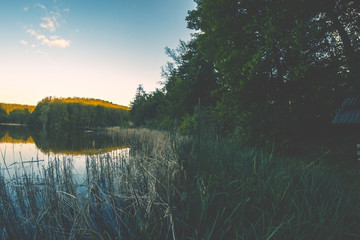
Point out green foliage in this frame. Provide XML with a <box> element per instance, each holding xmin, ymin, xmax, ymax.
<box><xmin>1</xmin><ymin>128</ymin><xmax>359</xmax><ymax>239</ymax></box>
<box><xmin>29</xmin><ymin>97</ymin><xmax>51</xmax><ymax>128</ymax></box>
<box><xmin>180</xmin><ymin>114</ymin><xmax>197</xmax><ymax>134</ymax></box>
<box><xmin>30</xmin><ymin>97</ymin><xmax>129</xmax><ymax>130</ymax></box>
<box><xmin>130</xmin><ymin>39</ymin><xmax>219</xmax><ymax>131</ymax></box>
<box><xmin>161</xmin><ymin>39</ymin><xmax>219</xmax><ymax>121</ymax></box>
<box><xmin>185</xmin><ymin>0</ymin><xmax>358</xmax><ymax>142</ymax></box>
<box><xmin>8</xmin><ymin>109</ymin><xmax>31</xmax><ymax>124</ymax></box>
<box><xmin>130</xmin><ymin>85</ymin><xmax>165</xmax><ymax>127</ymax></box>
<box><xmin>43</xmin><ymin>96</ymin><xmax>131</xmax><ymax>111</ymax></box>
<box><xmin>129</xmin><ymin>0</ymin><xmax>359</xmax><ymax>143</ymax></box>
<box><xmin>181</xmin><ymin>137</ymin><xmax>360</xmax><ymax>239</ymax></box>
<box><xmin>0</xmin><ymin>106</ymin><xmax>31</xmax><ymax>124</ymax></box>
<box><xmin>0</xmin><ymin>103</ymin><xmax>35</xmax><ymax>114</ymax></box>
<box><xmin>0</xmin><ymin>107</ymin><xmax>8</xmax><ymax>123</ymax></box>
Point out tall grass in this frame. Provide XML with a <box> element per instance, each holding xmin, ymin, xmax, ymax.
<box><xmin>0</xmin><ymin>128</ymin><xmax>359</xmax><ymax>239</ymax></box>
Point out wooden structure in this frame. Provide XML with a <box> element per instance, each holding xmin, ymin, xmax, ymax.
<box><xmin>332</xmin><ymin>85</ymin><xmax>360</xmax><ymax>124</ymax></box>
<box><xmin>332</xmin><ymin>85</ymin><xmax>360</xmax><ymax>161</ymax></box>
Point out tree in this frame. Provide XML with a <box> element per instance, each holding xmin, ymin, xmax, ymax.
<box><xmin>130</xmin><ymin>85</ymin><xmax>148</xmax><ymax>126</ymax></box>
<box><xmin>8</xmin><ymin>109</ymin><xmax>30</xmax><ymax>124</ymax></box>
<box><xmin>39</xmin><ymin>105</ymin><xmax>49</xmax><ymax>130</ymax></box>
<box><xmin>323</xmin><ymin>0</ymin><xmax>360</xmax><ymax>88</ymax></box>
<box><xmin>186</xmin><ymin>0</ymin><xmax>359</xmax><ymax>142</ymax></box>
<box><xmin>30</xmin><ymin>97</ymin><xmax>129</xmax><ymax>130</ymax></box>
<box><xmin>159</xmin><ymin>39</ymin><xmax>219</xmax><ymax>129</ymax></box>
<box><xmin>0</xmin><ymin>107</ymin><xmax>8</xmax><ymax>123</ymax></box>
<box><xmin>30</xmin><ymin>97</ymin><xmax>51</xmax><ymax>129</ymax></box>
<box><xmin>130</xmin><ymin>85</ymin><xmax>166</xmax><ymax>127</ymax></box>
<box><xmin>47</xmin><ymin>101</ymin><xmax>69</xmax><ymax>129</ymax></box>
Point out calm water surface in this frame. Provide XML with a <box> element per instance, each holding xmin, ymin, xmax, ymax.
<box><xmin>0</xmin><ymin>125</ymin><xmax>129</xmax><ymax>181</ymax></box>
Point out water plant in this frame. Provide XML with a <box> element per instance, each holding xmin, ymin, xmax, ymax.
<box><xmin>0</xmin><ymin>128</ymin><xmax>359</xmax><ymax>239</ymax></box>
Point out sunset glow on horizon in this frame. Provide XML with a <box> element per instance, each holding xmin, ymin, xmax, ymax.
<box><xmin>0</xmin><ymin>0</ymin><xmax>195</xmax><ymax>106</ymax></box>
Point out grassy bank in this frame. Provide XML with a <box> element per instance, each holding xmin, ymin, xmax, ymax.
<box><xmin>0</xmin><ymin>128</ymin><xmax>359</xmax><ymax>239</ymax></box>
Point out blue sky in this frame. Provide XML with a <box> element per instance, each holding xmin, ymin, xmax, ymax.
<box><xmin>0</xmin><ymin>0</ymin><xmax>196</xmax><ymax>106</ymax></box>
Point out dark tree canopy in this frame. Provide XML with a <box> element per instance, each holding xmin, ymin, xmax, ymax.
<box><xmin>130</xmin><ymin>0</ymin><xmax>360</xmax><ymax>143</ymax></box>
<box><xmin>0</xmin><ymin>107</ymin><xmax>8</xmax><ymax>123</ymax></box>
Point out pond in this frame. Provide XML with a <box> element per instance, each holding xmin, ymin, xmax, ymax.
<box><xmin>0</xmin><ymin>126</ymin><xmax>182</xmax><ymax>239</ymax></box>
<box><xmin>0</xmin><ymin>125</ymin><xmax>129</xmax><ymax>182</ymax></box>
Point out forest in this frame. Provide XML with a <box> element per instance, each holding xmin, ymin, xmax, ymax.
<box><xmin>0</xmin><ymin>103</ymin><xmax>35</xmax><ymax>114</ymax></box>
<box><xmin>0</xmin><ymin>97</ymin><xmax>129</xmax><ymax>129</ymax></box>
<box><xmin>130</xmin><ymin>0</ymin><xmax>360</xmax><ymax>145</ymax></box>
<box><xmin>1</xmin><ymin>1</ymin><xmax>360</xmax><ymax>239</ymax></box>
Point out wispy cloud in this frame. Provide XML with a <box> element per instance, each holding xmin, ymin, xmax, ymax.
<box><xmin>20</xmin><ymin>40</ymin><xmax>28</xmax><ymax>46</ymax></box>
<box><xmin>27</xmin><ymin>29</ymin><xmax>37</xmax><ymax>36</ymax></box>
<box><xmin>23</xmin><ymin>3</ymin><xmax>72</xmax><ymax>51</ymax></box>
<box><xmin>40</xmin><ymin>17</ymin><xmax>56</xmax><ymax>32</ymax></box>
<box><xmin>47</xmin><ymin>36</ymin><xmax>71</xmax><ymax>48</ymax></box>
<box><xmin>27</xmin><ymin>29</ymin><xmax>71</xmax><ymax>48</ymax></box>
<box><xmin>38</xmin><ymin>4</ymin><xmax>46</xmax><ymax>10</ymax></box>
<box><xmin>27</xmin><ymin>29</ymin><xmax>37</xmax><ymax>37</ymax></box>
<box><xmin>23</xmin><ymin>7</ymin><xmax>29</xmax><ymax>12</ymax></box>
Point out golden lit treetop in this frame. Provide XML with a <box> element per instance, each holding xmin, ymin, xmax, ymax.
<box><xmin>47</xmin><ymin>97</ymin><xmax>131</xmax><ymax>111</ymax></box>
<box><xmin>0</xmin><ymin>103</ymin><xmax>36</xmax><ymax>114</ymax></box>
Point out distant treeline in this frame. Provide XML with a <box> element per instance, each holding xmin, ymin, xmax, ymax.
<box><xmin>0</xmin><ymin>103</ymin><xmax>35</xmax><ymax>114</ymax></box>
<box><xmin>130</xmin><ymin>0</ymin><xmax>360</xmax><ymax>144</ymax></box>
<box><xmin>0</xmin><ymin>97</ymin><xmax>129</xmax><ymax>129</ymax></box>
<box><xmin>52</xmin><ymin>97</ymin><xmax>131</xmax><ymax>111</ymax></box>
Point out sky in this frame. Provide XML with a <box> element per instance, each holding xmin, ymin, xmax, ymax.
<box><xmin>0</xmin><ymin>0</ymin><xmax>196</xmax><ymax>107</ymax></box>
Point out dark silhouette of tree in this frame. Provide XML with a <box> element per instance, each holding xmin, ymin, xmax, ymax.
<box><xmin>129</xmin><ymin>0</ymin><xmax>360</xmax><ymax>143</ymax></box>
<box><xmin>8</xmin><ymin>109</ymin><xmax>31</xmax><ymax>124</ymax></box>
<box><xmin>185</xmin><ymin>0</ymin><xmax>359</xmax><ymax>141</ymax></box>
<box><xmin>0</xmin><ymin>107</ymin><xmax>8</xmax><ymax>123</ymax></box>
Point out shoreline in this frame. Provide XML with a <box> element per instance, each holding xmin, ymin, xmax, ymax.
<box><xmin>0</xmin><ymin>123</ymin><xmax>27</xmax><ymax>127</ymax></box>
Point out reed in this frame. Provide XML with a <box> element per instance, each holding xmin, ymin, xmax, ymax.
<box><xmin>0</xmin><ymin>128</ymin><xmax>359</xmax><ymax>239</ymax></box>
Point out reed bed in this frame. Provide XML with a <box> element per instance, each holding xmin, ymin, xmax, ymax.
<box><xmin>0</xmin><ymin>128</ymin><xmax>359</xmax><ymax>239</ymax></box>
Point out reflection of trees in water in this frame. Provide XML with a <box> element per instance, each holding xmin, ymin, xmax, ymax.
<box><xmin>33</xmin><ymin>129</ymin><xmax>95</xmax><ymax>154</ymax></box>
<box><xmin>0</xmin><ymin>125</ymin><xmax>33</xmax><ymax>143</ymax></box>
<box><xmin>0</xmin><ymin>126</ymin><xmax>125</xmax><ymax>155</ymax></box>
<box><xmin>0</xmin><ymin>128</ymin><xmax>6</xmax><ymax>140</ymax></box>
<box><xmin>33</xmin><ymin>129</ymin><xmax>127</xmax><ymax>155</ymax></box>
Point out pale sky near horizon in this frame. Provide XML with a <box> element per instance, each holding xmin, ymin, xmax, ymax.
<box><xmin>0</xmin><ymin>0</ymin><xmax>196</xmax><ymax>106</ymax></box>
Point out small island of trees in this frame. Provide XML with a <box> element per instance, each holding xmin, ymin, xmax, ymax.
<box><xmin>0</xmin><ymin>97</ymin><xmax>130</xmax><ymax>129</ymax></box>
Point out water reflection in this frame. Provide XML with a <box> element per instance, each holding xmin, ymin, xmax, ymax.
<box><xmin>0</xmin><ymin>125</ymin><xmax>33</xmax><ymax>144</ymax></box>
<box><xmin>0</xmin><ymin>125</ymin><xmax>129</xmax><ymax>181</ymax></box>
<box><xmin>0</xmin><ymin>125</ymin><xmax>126</xmax><ymax>155</ymax></box>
